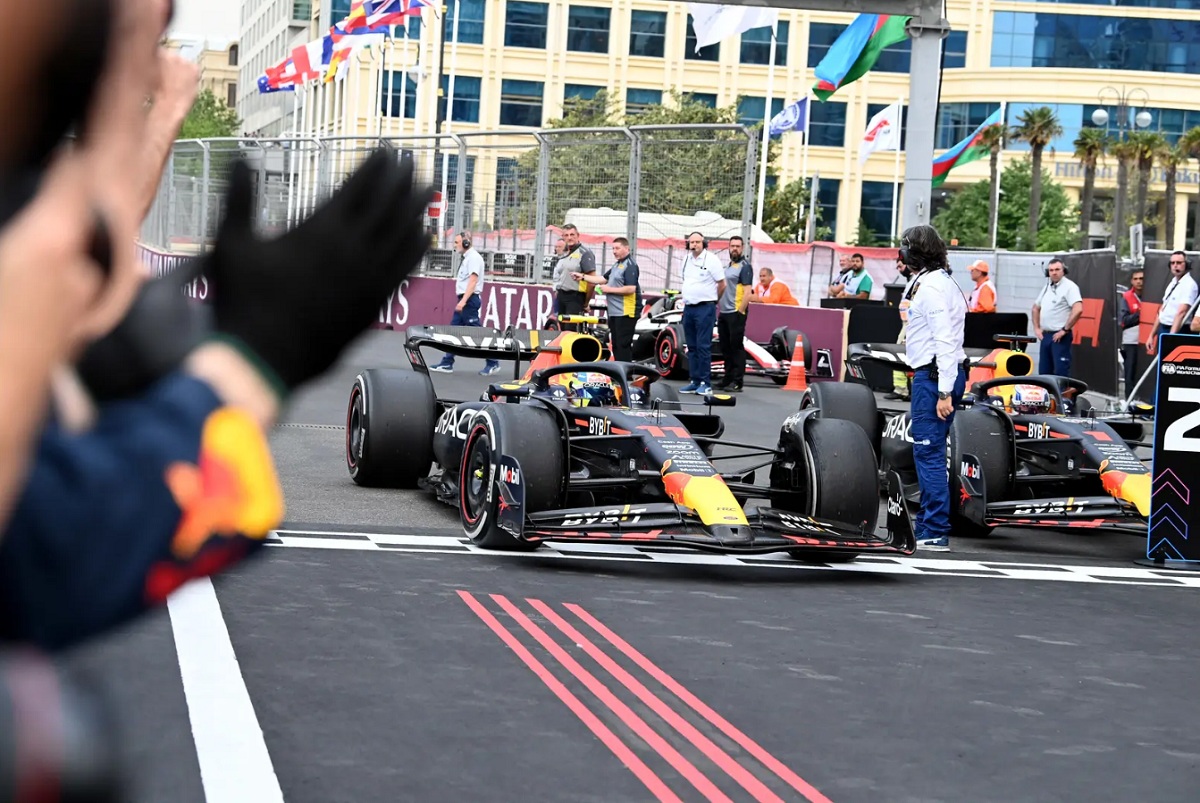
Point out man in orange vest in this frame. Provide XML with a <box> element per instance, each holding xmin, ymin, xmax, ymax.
<box><xmin>749</xmin><ymin>267</ymin><xmax>799</xmax><ymax>306</ymax></box>
<box><xmin>968</xmin><ymin>260</ymin><xmax>996</xmax><ymax>313</ymax></box>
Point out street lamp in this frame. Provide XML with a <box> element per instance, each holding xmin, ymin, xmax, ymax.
<box><xmin>1091</xmin><ymin>86</ymin><xmax>1152</xmax><ymax>135</ymax></box>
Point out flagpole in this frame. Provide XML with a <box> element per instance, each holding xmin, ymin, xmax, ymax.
<box><xmin>399</xmin><ymin>22</ymin><xmax>409</xmax><ymax>140</ymax></box>
<box><xmin>754</xmin><ymin>23</ymin><xmax>778</xmax><ymax>232</ymax></box>
<box><xmin>891</xmin><ymin>95</ymin><xmax>903</xmax><ymax>243</ymax></box>
<box><xmin>385</xmin><ymin>27</ymin><xmax>396</xmax><ymax>141</ymax></box>
<box><xmin>990</xmin><ymin>100</ymin><xmax>1007</xmax><ymax>250</ymax></box>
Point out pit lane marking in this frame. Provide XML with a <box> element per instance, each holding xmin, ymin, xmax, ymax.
<box><xmin>265</xmin><ymin>530</ymin><xmax>1200</xmax><ymax>589</ymax></box>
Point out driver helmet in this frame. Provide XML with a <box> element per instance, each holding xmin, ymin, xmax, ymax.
<box><xmin>568</xmin><ymin>372</ymin><xmax>618</xmax><ymax>407</ymax></box>
<box><xmin>1011</xmin><ymin>384</ymin><xmax>1052</xmax><ymax>414</ymax></box>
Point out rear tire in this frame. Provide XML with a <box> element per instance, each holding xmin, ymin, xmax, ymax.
<box><xmin>346</xmin><ymin>370</ymin><xmax>436</xmax><ymax>488</ymax></box>
<box><xmin>949</xmin><ymin>407</ymin><xmax>1013</xmax><ymax>537</ymax></box>
<box><xmin>800</xmin><ymin>382</ymin><xmax>881</xmax><ymax>458</ymax></box>
<box><xmin>460</xmin><ymin>405</ymin><xmax>564</xmax><ymax>550</ymax></box>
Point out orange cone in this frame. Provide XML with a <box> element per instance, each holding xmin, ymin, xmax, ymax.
<box><xmin>783</xmin><ymin>334</ymin><xmax>808</xmax><ymax>392</ymax></box>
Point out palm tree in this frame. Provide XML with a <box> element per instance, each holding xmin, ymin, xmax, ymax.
<box><xmin>1159</xmin><ymin>142</ymin><xmax>1187</xmax><ymax>248</ymax></box>
<box><xmin>1011</xmin><ymin>106</ymin><xmax>1064</xmax><ymax>248</ymax></box>
<box><xmin>1178</xmin><ymin>126</ymin><xmax>1200</xmax><ymax>249</ymax></box>
<box><xmin>1126</xmin><ymin>131</ymin><xmax>1166</xmax><ymax>230</ymax></box>
<box><xmin>1109</xmin><ymin>139</ymin><xmax>1138</xmax><ymax>252</ymax></box>
<box><xmin>1073</xmin><ymin>128</ymin><xmax>1108</xmax><ymax>250</ymax></box>
<box><xmin>981</xmin><ymin>125</ymin><xmax>1006</xmax><ymax>247</ymax></box>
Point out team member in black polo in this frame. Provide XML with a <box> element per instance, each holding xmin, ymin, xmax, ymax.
<box><xmin>716</xmin><ymin>236</ymin><xmax>753</xmax><ymax>392</ymax></box>
<box><xmin>575</xmin><ymin>237</ymin><xmax>641</xmax><ymax>361</ymax></box>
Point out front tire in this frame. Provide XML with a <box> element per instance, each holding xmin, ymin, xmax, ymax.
<box><xmin>346</xmin><ymin>370</ymin><xmax>436</xmax><ymax>488</ymax></box>
<box><xmin>654</xmin><ymin>325</ymin><xmax>689</xmax><ymax>379</ymax></box>
<box><xmin>949</xmin><ymin>407</ymin><xmax>1014</xmax><ymax>537</ymax></box>
<box><xmin>460</xmin><ymin>405</ymin><xmax>565</xmax><ymax>549</ymax></box>
<box><xmin>800</xmin><ymin>382</ymin><xmax>881</xmax><ymax>458</ymax></box>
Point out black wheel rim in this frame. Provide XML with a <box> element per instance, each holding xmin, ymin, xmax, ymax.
<box><xmin>347</xmin><ymin>387</ymin><xmax>363</xmax><ymax>468</ymax></box>
<box><xmin>464</xmin><ymin>433</ymin><xmax>492</xmax><ymax>523</ymax></box>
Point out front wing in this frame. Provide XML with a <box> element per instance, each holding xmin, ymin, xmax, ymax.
<box><xmin>520</xmin><ymin>503</ymin><xmax>914</xmax><ymax>555</ymax></box>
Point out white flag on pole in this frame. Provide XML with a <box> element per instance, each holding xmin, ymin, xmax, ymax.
<box><xmin>686</xmin><ymin>3</ymin><xmax>778</xmax><ymax>52</ymax></box>
<box><xmin>859</xmin><ymin>100</ymin><xmax>903</xmax><ymax>163</ymax></box>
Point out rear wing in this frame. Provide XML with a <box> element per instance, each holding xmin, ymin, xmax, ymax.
<box><xmin>404</xmin><ymin>325</ymin><xmax>568</xmax><ymax>372</ymax></box>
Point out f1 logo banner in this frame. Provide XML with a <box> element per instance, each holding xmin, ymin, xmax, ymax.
<box><xmin>1149</xmin><ymin>333</ymin><xmax>1200</xmax><ymax>562</ymax></box>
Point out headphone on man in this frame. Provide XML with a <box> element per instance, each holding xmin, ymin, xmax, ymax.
<box><xmin>687</xmin><ymin>231</ymin><xmax>709</xmax><ymax>250</ymax></box>
<box><xmin>898</xmin><ymin>236</ymin><xmax>946</xmax><ymax>274</ymax></box>
<box><xmin>459</xmin><ymin>231</ymin><xmax>472</xmax><ymax>250</ymax></box>
<box><xmin>1043</xmin><ymin>259</ymin><xmax>1069</xmax><ymax>278</ymax></box>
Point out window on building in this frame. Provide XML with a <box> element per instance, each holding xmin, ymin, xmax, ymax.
<box><xmin>568</xmin><ymin>6</ymin><xmax>610</xmax><ymax>53</ymax></box>
<box><xmin>433</xmin><ymin>154</ymin><xmax>476</xmax><ymax>210</ymax></box>
<box><xmin>935</xmin><ymin>102</ymin><xmax>1001</xmax><ymax>149</ymax></box>
<box><xmin>227</xmin><ymin>82</ymin><xmax>238</xmax><ymax>108</ymax></box>
<box><xmin>505</xmin><ymin>1</ymin><xmax>549</xmax><ymax>49</ymax></box>
<box><xmin>500</xmin><ymin>79</ymin><xmax>544</xmax><ymax>126</ymax></box>
<box><xmin>685</xmin><ymin>27</ymin><xmax>720</xmax><ymax>61</ymax></box>
<box><xmin>808</xmin><ymin>101</ymin><xmax>847</xmax><ymax>147</ymax></box>
<box><xmin>866</xmin><ymin>103</ymin><xmax>908</xmax><ymax>150</ymax></box>
<box><xmin>565</xmin><ymin>83</ymin><xmax>604</xmax><ymax>101</ymax></box>
<box><xmin>815</xmin><ymin>178</ymin><xmax>841</xmax><ymax>231</ymax></box>
<box><xmin>629</xmin><ymin>9</ymin><xmax>666</xmax><ymax>58</ymax></box>
<box><xmin>861</xmin><ymin>181</ymin><xmax>897</xmax><ymax>242</ymax></box>
<box><xmin>686</xmin><ymin>92</ymin><xmax>718</xmax><ymax>108</ymax></box>
<box><xmin>736</xmin><ymin>96</ymin><xmax>785</xmax><ymax>126</ymax></box>
<box><xmin>992</xmin><ymin>11</ymin><xmax>1200</xmax><ymax>73</ymax></box>
<box><xmin>494</xmin><ymin>157</ymin><xmax>523</xmax><ymax>222</ymax></box>
<box><xmin>404</xmin><ymin>15</ymin><xmax>421</xmax><ymax>39</ymax></box>
<box><xmin>740</xmin><ymin>21</ymin><xmax>788</xmax><ymax>66</ymax></box>
<box><xmin>382</xmin><ymin>71</ymin><xmax>420</xmax><ymax>119</ymax></box>
<box><xmin>329</xmin><ymin>0</ymin><xmax>351</xmax><ymax>21</ymax></box>
<box><xmin>1009</xmin><ymin>0</ymin><xmax>1200</xmax><ymax>8</ymax></box>
<box><xmin>626</xmin><ymin>88</ymin><xmax>662</xmax><ymax>116</ymax></box>
<box><xmin>228</xmin><ymin>44</ymin><xmax>239</xmax><ymax>66</ymax></box>
<box><xmin>438</xmin><ymin>75</ymin><xmax>482</xmax><ymax>123</ymax></box>
<box><xmin>809</xmin><ymin>22</ymin><xmax>909</xmax><ymax>72</ymax></box>
<box><xmin>292</xmin><ymin>1</ymin><xmax>312</xmax><ymax>23</ymax></box>
<box><xmin>446</xmin><ymin>0</ymin><xmax>485</xmax><ymax>45</ymax></box>
<box><xmin>944</xmin><ymin>30</ymin><xmax>967</xmax><ymax>68</ymax></box>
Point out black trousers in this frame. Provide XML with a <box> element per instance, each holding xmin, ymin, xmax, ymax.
<box><xmin>608</xmin><ymin>315</ymin><xmax>636</xmax><ymax>362</ymax></box>
<box><xmin>556</xmin><ymin>290</ymin><xmax>587</xmax><ymax>330</ymax></box>
<box><xmin>1122</xmin><ymin>343</ymin><xmax>1140</xmax><ymax>393</ymax></box>
<box><xmin>717</xmin><ymin>311</ymin><xmax>748</xmax><ymax>386</ymax></box>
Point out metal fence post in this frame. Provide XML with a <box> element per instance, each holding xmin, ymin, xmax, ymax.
<box><xmin>627</xmin><ymin>127</ymin><xmax>640</xmax><ymax>261</ymax></box>
<box><xmin>534</xmin><ymin>132</ymin><xmax>551</xmax><ymax>281</ymax></box>
<box><xmin>199</xmin><ymin>141</ymin><xmax>211</xmax><ymax>251</ymax></box>
<box><xmin>453</xmin><ymin>134</ymin><xmax>468</xmax><ymax>236</ymax></box>
<box><xmin>740</xmin><ymin>126</ymin><xmax>757</xmax><ymax>244</ymax></box>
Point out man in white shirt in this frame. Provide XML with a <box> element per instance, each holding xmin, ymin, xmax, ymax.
<box><xmin>1031</xmin><ymin>258</ymin><xmax>1083</xmax><ymax>377</ymax></box>
<box><xmin>678</xmin><ymin>232</ymin><xmax>725</xmax><ymax>394</ymax></box>
<box><xmin>431</xmin><ymin>232</ymin><xmax>500</xmax><ymax>376</ymax></box>
<box><xmin>901</xmin><ymin>225</ymin><xmax>968</xmax><ymax>552</ymax></box>
<box><xmin>1147</xmin><ymin>251</ymin><xmax>1198</xmax><ymax>357</ymax></box>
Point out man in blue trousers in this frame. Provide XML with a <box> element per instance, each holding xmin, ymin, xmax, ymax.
<box><xmin>901</xmin><ymin>225</ymin><xmax>968</xmax><ymax>552</ymax></box>
<box><xmin>678</xmin><ymin>232</ymin><xmax>725</xmax><ymax>395</ymax></box>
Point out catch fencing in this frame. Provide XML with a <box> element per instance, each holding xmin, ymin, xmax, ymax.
<box><xmin>138</xmin><ymin>126</ymin><xmax>757</xmax><ymax>287</ymax></box>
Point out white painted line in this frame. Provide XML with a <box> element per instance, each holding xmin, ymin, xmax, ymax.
<box><xmin>262</xmin><ymin>531</ymin><xmax>1200</xmax><ymax>589</ymax></box>
<box><xmin>168</xmin><ymin>579</ymin><xmax>285</xmax><ymax>803</ymax></box>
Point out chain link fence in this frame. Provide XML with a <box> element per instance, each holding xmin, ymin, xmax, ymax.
<box><xmin>138</xmin><ymin>125</ymin><xmax>759</xmax><ymax>289</ymax></box>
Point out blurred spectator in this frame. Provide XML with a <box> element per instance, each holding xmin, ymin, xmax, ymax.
<box><xmin>968</xmin><ymin>260</ymin><xmax>996</xmax><ymax>313</ymax></box>
<box><xmin>750</xmin><ymin>267</ymin><xmax>799</xmax><ymax>306</ymax></box>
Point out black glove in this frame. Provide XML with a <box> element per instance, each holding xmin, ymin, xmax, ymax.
<box><xmin>200</xmin><ymin>149</ymin><xmax>434</xmax><ymax>396</ymax></box>
<box><xmin>76</xmin><ymin>258</ymin><xmax>211</xmax><ymax>401</ymax></box>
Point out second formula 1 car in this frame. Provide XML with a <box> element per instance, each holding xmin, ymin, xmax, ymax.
<box><xmin>344</xmin><ymin>324</ymin><xmax>913</xmax><ymax>560</ymax></box>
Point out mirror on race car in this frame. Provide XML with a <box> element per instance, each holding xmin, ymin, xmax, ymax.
<box><xmin>704</xmin><ymin>393</ymin><xmax>737</xmax><ymax>408</ymax></box>
<box><xmin>1127</xmin><ymin>401</ymin><xmax>1154</xmax><ymax>418</ymax></box>
<box><xmin>487</xmin><ymin>383</ymin><xmax>533</xmax><ymax>399</ymax></box>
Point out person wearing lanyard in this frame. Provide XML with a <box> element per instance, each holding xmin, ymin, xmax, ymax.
<box><xmin>1147</xmin><ymin>251</ymin><xmax>1198</xmax><ymax>358</ymax></box>
<box><xmin>431</xmin><ymin>232</ymin><xmax>500</xmax><ymax>376</ymax></box>
<box><xmin>887</xmin><ymin>253</ymin><xmax>917</xmax><ymax>401</ymax></box>
<box><xmin>900</xmin><ymin>225</ymin><xmax>968</xmax><ymax>552</ymax></box>
<box><xmin>1031</xmin><ymin>258</ymin><xmax>1083</xmax><ymax>377</ymax></box>
<box><xmin>679</xmin><ymin>232</ymin><xmax>725</xmax><ymax>395</ymax></box>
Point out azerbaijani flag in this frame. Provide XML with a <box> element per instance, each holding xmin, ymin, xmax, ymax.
<box><xmin>931</xmin><ymin>108</ymin><xmax>1004</xmax><ymax>188</ymax></box>
<box><xmin>812</xmin><ymin>14</ymin><xmax>910</xmax><ymax>101</ymax></box>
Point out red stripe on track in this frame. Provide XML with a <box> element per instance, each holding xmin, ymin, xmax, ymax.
<box><xmin>490</xmin><ymin>594</ymin><xmax>733</xmax><ymax>803</ymax></box>
<box><xmin>566</xmin><ymin>603</ymin><xmax>834</xmax><ymax>803</ymax></box>
<box><xmin>456</xmin><ymin>592</ymin><xmax>681</xmax><ymax>803</ymax></box>
<box><xmin>529</xmin><ymin>599</ymin><xmax>784</xmax><ymax>803</ymax></box>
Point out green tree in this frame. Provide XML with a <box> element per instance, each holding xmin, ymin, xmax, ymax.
<box><xmin>1073</xmin><ymin>127</ymin><xmax>1108</xmax><ymax>250</ymax></box>
<box><xmin>932</xmin><ymin>156</ymin><xmax>1076</xmax><ymax>251</ymax></box>
<box><xmin>1179</xmin><ymin>126</ymin><xmax>1200</xmax><ymax>248</ymax></box>
<box><xmin>1009</xmin><ymin>106</ymin><xmax>1063</xmax><ymax>246</ymax></box>
<box><xmin>760</xmin><ymin>178</ymin><xmax>831</xmax><ymax>243</ymax></box>
<box><xmin>1159</xmin><ymin>141</ymin><xmax>1187</xmax><ymax>247</ymax></box>
<box><xmin>179</xmin><ymin>89</ymin><xmax>242</xmax><ymax>139</ymax></box>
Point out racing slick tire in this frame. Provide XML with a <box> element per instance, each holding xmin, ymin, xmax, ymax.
<box><xmin>654</xmin><ymin>324</ymin><xmax>689</xmax><ymax>379</ymax></box>
<box><xmin>800</xmin><ymin>382</ymin><xmax>880</xmax><ymax>457</ymax></box>
<box><xmin>768</xmin><ymin>328</ymin><xmax>814</xmax><ymax>385</ymax></box>
<box><xmin>949</xmin><ymin>407</ymin><xmax>1013</xmax><ymax>538</ymax></box>
<box><xmin>460</xmin><ymin>405</ymin><xmax>565</xmax><ymax>550</ymax></box>
<box><xmin>346</xmin><ymin>369</ymin><xmax>436</xmax><ymax>488</ymax></box>
<box><xmin>773</xmin><ymin>418</ymin><xmax>879</xmax><ymax>563</ymax></box>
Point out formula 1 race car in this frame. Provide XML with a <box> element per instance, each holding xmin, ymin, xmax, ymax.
<box><xmin>632</xmin><ymin>291</ymin><xmax>834</xmax><ymax>385</ymax></box>
<box><xmin>344</xmin><ymin>324</ymin><xmax>914</xmax><ymax>560</ymax></box>
<box><xmin>799</xmin><ymin>375</ymin><xmax>1151</xmax><ymax>539</ymax></box>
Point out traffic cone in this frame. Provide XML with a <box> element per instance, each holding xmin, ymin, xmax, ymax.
<box><xmin>783</xmin><ymin>334</ymin><xmax>808</xmax><ymax>392</ymax></box>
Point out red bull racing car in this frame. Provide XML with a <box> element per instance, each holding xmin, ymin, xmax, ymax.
<box><xmin>799</xmin><ymin>373</ymin><xmax>1151</xmax><ymax>540</ymax></box>
<box><xmin>344</xmin><ymin>324</ymin><xmax>913</xmax><ymax>560</ymax></box>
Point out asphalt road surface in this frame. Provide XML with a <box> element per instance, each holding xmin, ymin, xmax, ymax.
<box><xmin>66</xmin><ymin>331</ymin><xmax>1200</xmax><ymax>803</ymax></box>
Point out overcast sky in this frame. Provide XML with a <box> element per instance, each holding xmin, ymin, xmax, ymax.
<box><xmin>169</xmin><ymin>0</ymin><xmax>240</xmax><ymax>43</ymax></box>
